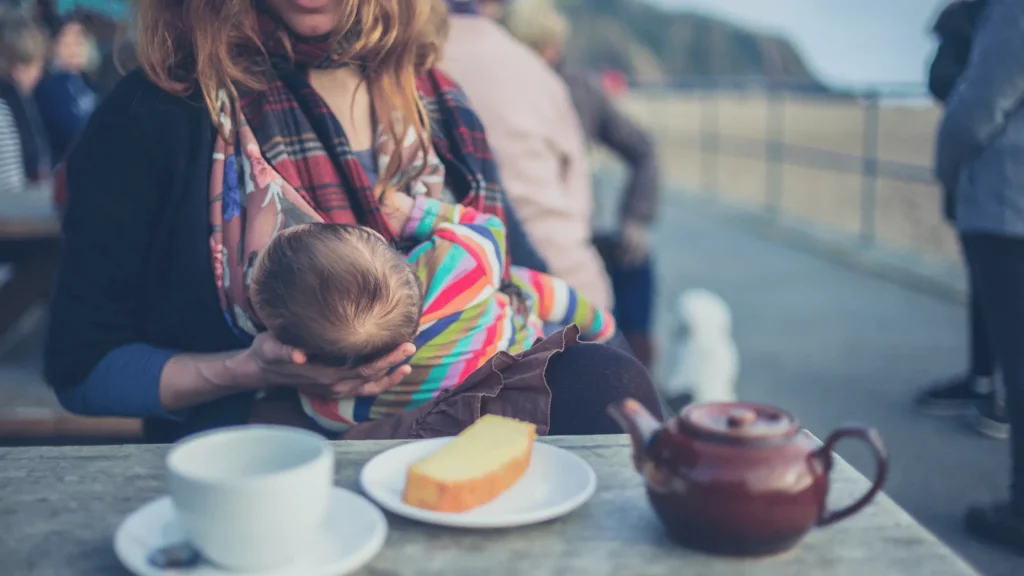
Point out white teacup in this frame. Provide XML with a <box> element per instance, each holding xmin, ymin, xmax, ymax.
<box><xmin>166</xmin><ymin>425</ymin><xmax>334</xmax><ymax>571</ymax></box>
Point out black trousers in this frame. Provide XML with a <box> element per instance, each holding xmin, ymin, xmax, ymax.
<box><xmin>961</xmin><ymin>235</ymin><xmax>996</xmax><ymax>378</ymax></box>
<box><xmin>593</xmin><ymin>234</ymin><xmax>656</xmax><ymax>368</ymax></box>
<box><xmin>963</xmin><ymin>234</ymin><xmax>1024</xmax><ymax>511</ymax></box>
<box><xmin>546</xmin><ymin>341</ymin><xmax>663</xmax><ymax>436</ymax></box>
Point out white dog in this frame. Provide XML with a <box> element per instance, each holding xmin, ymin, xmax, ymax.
<box><xmin>661</xmin><ymin>289</ymin><xmax>739</xmax><ymax>406</ymax></box>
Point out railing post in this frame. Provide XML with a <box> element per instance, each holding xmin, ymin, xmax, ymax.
<box><xmin>765</xmin><ymin>89</ymin><xmax>785</xmax><ymax>216</ymax></box>
<box><xmin>860</xmin><ymin>93</ymin><xmax>880</xmax><ymax>247</ymax></box>
<box><xmin>700</xmin><ymin>89</ymin><xmax>718</xmax><ymax>196</ymax></box>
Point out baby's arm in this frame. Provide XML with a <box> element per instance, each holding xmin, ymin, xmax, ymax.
<box><xmin>511</xmin><ymin>266</ymin><xmax>617</xmax><ymax>343</ymax></box>
<box><xmin>405</xmin><ymin>197</ymin><xmax>509</xmax><ymax>323</ymax></box>
<box><xmin>403</xmin><ymin>196</ymin><xmax>508</xmax><ymax>286</ymax></box>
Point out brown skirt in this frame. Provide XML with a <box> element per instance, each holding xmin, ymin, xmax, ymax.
<box><xmin>250</xmin><ymin>325</ymin><xmax>583</xmax><ymax>440</ymax></box>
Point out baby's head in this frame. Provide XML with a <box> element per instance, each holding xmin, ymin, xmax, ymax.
<box><xmin>251</xmin><ymin>224</ymin><xmax>422</xmax><ymax>368</ymax></box>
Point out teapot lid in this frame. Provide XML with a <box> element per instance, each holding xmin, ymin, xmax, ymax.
<box><xmin>677</xmin><ymin>402</ymin><xmax>798</xmax><ymax>444</ymax></box>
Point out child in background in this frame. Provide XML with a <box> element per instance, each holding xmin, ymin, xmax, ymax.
<box><xmin>251</xmin><ymin>192</ymin><xmax>615</xmax><ymax>434</ymax></box>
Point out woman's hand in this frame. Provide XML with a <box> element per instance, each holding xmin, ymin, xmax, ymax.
<box><xmin>618</xmin><ymin>219</ymin><xmax>651</xmax><ymax>267</ymax></box>
<box><xmin>230</xmin><ymin>332</ymin><xmax>415</xmax><ymax>398</ymax></box>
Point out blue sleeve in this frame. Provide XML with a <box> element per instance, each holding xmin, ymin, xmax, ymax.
<box><xmin>55</xmin><ymin>343</ymin><xmax>190</xmax><ymax>420</ymax></box>
<box><xmin>936</xmin><ymin>0</ymin><xmax>1024</xmax><ymax>191</ymax></box>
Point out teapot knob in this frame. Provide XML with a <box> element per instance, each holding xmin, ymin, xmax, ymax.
<box><xmin>726</xmin><ymin>408</ymin><xmax>758</xmax><ymax>429</ymax></box>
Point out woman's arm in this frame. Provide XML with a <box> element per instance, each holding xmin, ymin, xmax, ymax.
<box><xmin>582</xmin><ymin>77</ymin><xmax>659</xmax><ymax>226</ymax></box>
<box><xmin>936</xmin><ymin>0</ymin><xmax>1024</xmax><ymax>192</ymax></box>
<box><xmin>0</xmin><ymin>99</ymin><xmax>26</xmax><ymax>193</ymax></box>
<box><xmin>45</xmin><ymin>106</ymin><xmax>237</xmax><ymax>418</ymax></box>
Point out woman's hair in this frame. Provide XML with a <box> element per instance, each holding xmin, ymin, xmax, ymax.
<box><xmin>0</xmin><ymin>7</ymin><xmax>48</xmax><ymax>79</ymax></box>
<box><xmin>250</xmin><ymin>223</ymin><xmax>423</xmax><ymax>368</ymax></box>
<box><xmin>505</xmin><ymin>0</ymin><xmax>569</xmax><ymax>54</ymax></box>
<box><xmin>134</xmin><ymin>0</ymin><xmax>440</xmax><ymax>198</ymax></box>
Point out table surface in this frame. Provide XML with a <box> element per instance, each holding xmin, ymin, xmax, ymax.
<box><xmin>0</xmin><ymin>435</ymin><xmax>979</xmax><ymax>576</ymax></box>
<box><xmin>0</xmin><ymin>190</ymin><xmax>59</xmax><ymax>239</ymax></box>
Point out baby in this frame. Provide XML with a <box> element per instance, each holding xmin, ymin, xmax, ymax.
<box><xmin>251</xmin><ymin>195</ymin><xmax>615</xmax><ymax>434</ymax></box>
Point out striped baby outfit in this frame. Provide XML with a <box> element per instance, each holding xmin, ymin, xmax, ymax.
<box><xmin>301</xmin><ymin>195</ymin><xmax>615</xmax><ymax>433</ymax></box>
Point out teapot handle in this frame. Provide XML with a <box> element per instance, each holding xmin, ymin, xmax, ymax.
<box><xmin>814</xmin><ymin>426</ymin><xmax>888</xmax><ymax>527</ymax></box>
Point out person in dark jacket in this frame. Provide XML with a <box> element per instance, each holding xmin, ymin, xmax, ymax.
<box><xmin>935</xmin><ymin>0</ymin><xmax>1024</xmax><ymax>553</ymax></box>
<box><xmin>917</xmin><ymin>0</ymin><xmax>1005</xmax><ymax>440</ymax></box>
<box><xmin>506</xmin><ymin>0</ymin><xmax>660</xmax><ymax>370</ymax></box>
<box><xmin>34</xmin><ymin>18</ymin><xmax>98</xmax><ymax>165</ymax></box>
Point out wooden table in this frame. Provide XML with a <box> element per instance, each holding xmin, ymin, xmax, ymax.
<box><xmin>0</xmin><ymin>436</ymin><xmax>979</xmax><ymax>576</ymax></box>
<box><xmin>0</xmin><ymin>190</ymin><xmax>60</xmax><ymax>343</ymax></box>
<box><xmin>0</xmin><ymin>188</ymin><xmax>59</xmax><ymax>239</ymax></box>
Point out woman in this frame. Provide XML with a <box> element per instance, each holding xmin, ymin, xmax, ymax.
<box><xmin>441</xmin><ymin>0</ymin><xmax>615</xmax><ymax>311</ymax></box>
<box><xmin>0</xmin><ymin>6</ymin><xmax>49</xmax><ymax>194</ymax></box>
<box><xmin>47</xmin><ymin>0</ymin><xmax>661</xmax><ymax>442</ymax></box>
<box><xmin>918</xmin><ymin>0</ymin><xmax>1003</xmax><ymax>438</ymax></box>
<box><xmin>506</xmin><ymin>0</ymin><xmax>660</xmax><ymax>370</ymax></box>
<box><xmin>935</xmin><ymin>0</ymin><xmax>1024</xmax><ymax>553</ymax></box>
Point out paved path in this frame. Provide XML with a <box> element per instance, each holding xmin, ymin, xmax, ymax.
<box><xmin>0</xmin><ymin>190</ymin><xmax>1015</xmax><ymax>574</ymax></box>
<box><xmin>650</xmin><ymin>193</ymin><xmax>1013</xmax><ymax>576</ymax></box>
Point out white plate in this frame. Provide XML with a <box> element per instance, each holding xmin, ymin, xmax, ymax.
<box><xmin>114</xmin><ymin>487</ymin><xmax>387</xmax><ymax>576</ymax></box>
<box><xmin>360</xmin><ymin>438</ymin><xmax>597</xmax><ymax>528</ymax></box>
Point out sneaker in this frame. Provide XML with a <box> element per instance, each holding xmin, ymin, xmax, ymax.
<box><xmin>971</xmin><ymin>397</ymin><xmax>1011</xmax><ymax>440</ymax></box>
<box><xmin>965</xmin><ymin>502</ymin><xmax>1024</xmax><ymax>556</ymax></box>
<box><xmin>916</xmin><ymin>376</ymin><xmax>991</xmax><ymax>416</ymax></box>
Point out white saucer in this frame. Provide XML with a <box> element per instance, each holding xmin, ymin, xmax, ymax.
<box><xmin>114</xmin><ymin>487</ymin><xmax>387</xmax><ymax>576</ymax></box>
<box><xmin>360</xmin><ymin>438</ymin><xmax>597</xmax><ymax>529</ymax></box>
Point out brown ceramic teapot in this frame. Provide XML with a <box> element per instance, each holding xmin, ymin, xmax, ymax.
<box><xmin>608</xmin><ymin>399</ymin><xmax>888</xmax><ymax>557</ymax></box>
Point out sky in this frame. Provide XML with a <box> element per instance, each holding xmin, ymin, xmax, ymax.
<box><xmin>649</xmin><ymin>0</ymin><xmax>949</xmax><ymax>88</ymax></box>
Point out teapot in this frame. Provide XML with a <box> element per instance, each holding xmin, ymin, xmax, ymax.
<box><xmin>608</xmin><ymin>399</ymin><xmax>888</xmax><ymax>557</ymax></box>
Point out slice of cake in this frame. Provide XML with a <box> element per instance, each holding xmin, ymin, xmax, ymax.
<box><xmin>403</xmin><ymin>415</ymin><xmax>537</xmax><ymax>512</ymax></box>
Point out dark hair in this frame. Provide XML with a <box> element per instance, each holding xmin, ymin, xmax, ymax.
<box><xmin>250</xmin><ymin>224</ymin><xmax>423</xmax><ymax>368</ymax></box>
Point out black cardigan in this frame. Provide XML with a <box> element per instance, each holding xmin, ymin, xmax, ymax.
<box><xmin>45</xmin><ymin>71</ymin><xmax>548</xmax><ymax>443</ymax></box>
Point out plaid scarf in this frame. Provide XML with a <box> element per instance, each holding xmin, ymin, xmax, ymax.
<box><xmin>209</xmin><ymin>12</ymin><xmax>507</xmax><ymax>340</ymax></box>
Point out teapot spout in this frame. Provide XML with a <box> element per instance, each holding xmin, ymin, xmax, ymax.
<box><xmin>607</xmin><ymin>398</ymin><xmax>663</xmax><ymax>471</ymax></box>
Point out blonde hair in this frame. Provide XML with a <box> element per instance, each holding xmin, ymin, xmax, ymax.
<box><xmin>505</xmin><ymin>0</ymin><xmax>569</xmax><ymax>54</ymax></box>
<box><xmin>0</xmin><ymin>7</ymin><xmax>48</xmax><ymax>79</ymax></box>
<box><xmin>134</xmin><ymin>0</ymin><xmax>439</xmax><ymax>198</ymax></box>
<box><xmin>250</xmin><ymin>223</ymin><xmax>422</xmax><ymax>367</ymax></box>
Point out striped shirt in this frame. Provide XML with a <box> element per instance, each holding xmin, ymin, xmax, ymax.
<box><xmin>301</xmin><ymin>195</ymin><xmax>616</xmax><ymax>433</ymax></box>
<box><xmin>0</xmin><ymin>99</ymin><xmax>26</xmax><ymax>194</ymax></box>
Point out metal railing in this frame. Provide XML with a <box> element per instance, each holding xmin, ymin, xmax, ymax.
<box><xmin>632</xmin><ymin>78</ymin><xmax>938</xmax><ymax>250</ymax></box>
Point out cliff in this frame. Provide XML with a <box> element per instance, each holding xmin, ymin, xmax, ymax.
<box><xmin>557</xmin><ymin>0</ymin><xmax>823</xmax><ymax>90</ymax></box>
